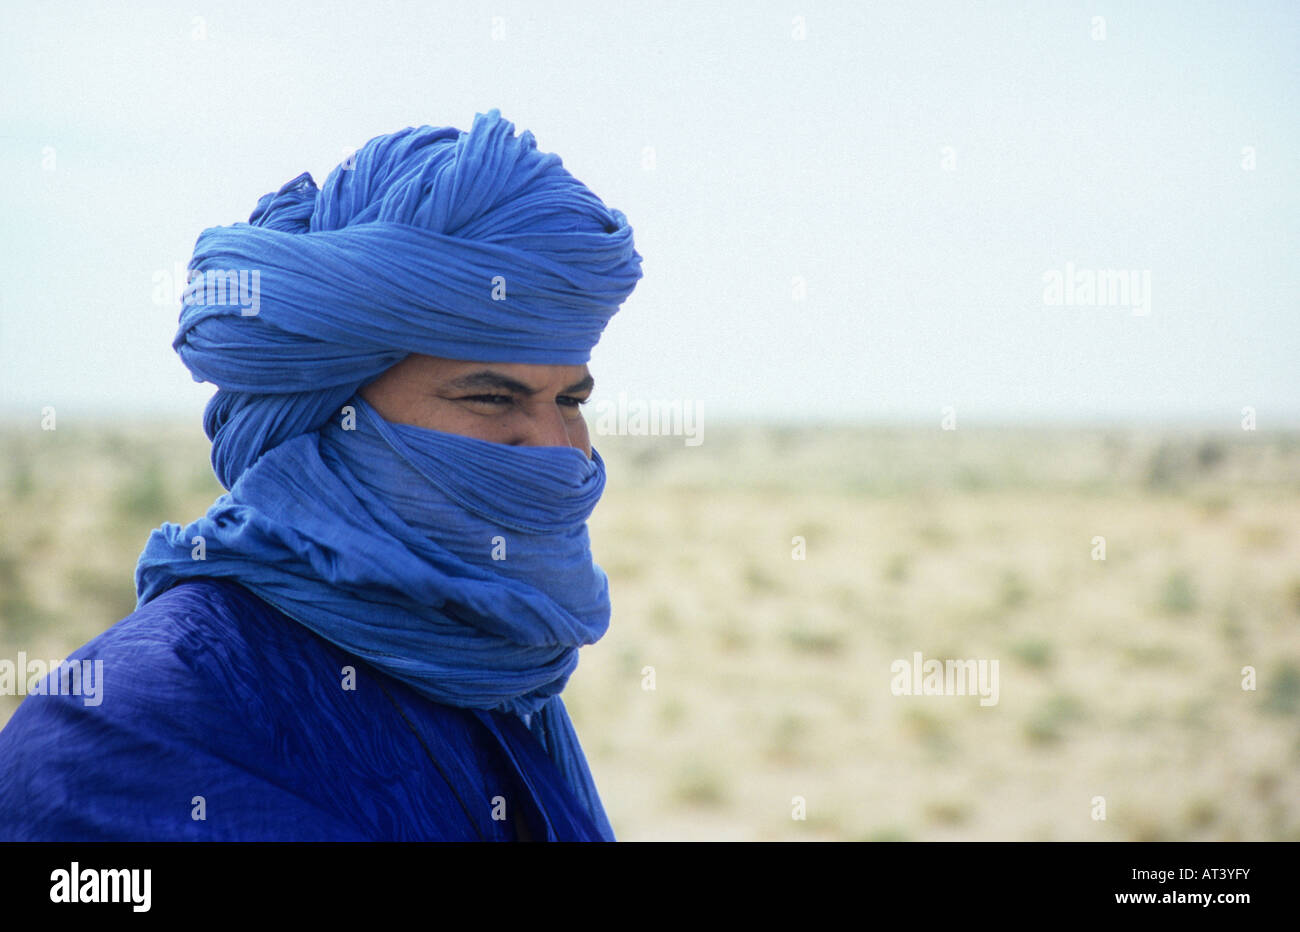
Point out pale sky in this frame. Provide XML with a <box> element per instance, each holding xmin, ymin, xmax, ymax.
<box><xmin>1</xmin><ymin>0</ymin><xmax>1296</xmax><ymax>425</ymax></box>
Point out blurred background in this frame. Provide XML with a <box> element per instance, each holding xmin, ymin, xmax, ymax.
<box><xmin>2</xmin><ymin>1</ymin><xmax>1297</xmax><ymax>839</ymax></box>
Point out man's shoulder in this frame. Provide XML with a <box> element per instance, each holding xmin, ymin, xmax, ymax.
<box><xmin>18</xmin><ymin>576</ymin><xmax>450</xmax><ymax>758</ymax></box>
<box><xmin>85</xmin><ymin>576</ymin><xmax>308</xmax><ymax>673</ymax></box>
<box><xmin>0</xmin><ymin>578</ymin><xmax>519</xmax><ymax>840</ymax></box>
<box><xmin>0</xmin><ymin>579</ymin><xmax>333</xmax><ymax>838</ymax></box>
<box><xmin>52</xmin><ymin>578</ymin><xmax>332</xmax><ymax>732</ymax></box>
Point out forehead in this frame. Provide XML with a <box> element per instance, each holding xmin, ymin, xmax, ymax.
<box><xmin>419</xmin><ymin>355</ymin><xmax>592</xmax><ymax>390</ymax></box>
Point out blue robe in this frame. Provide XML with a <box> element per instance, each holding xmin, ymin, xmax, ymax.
<box><xmin>0</xmin><ymin>579</ymin><xmax>605</xmax><ymax>841</ymax></box>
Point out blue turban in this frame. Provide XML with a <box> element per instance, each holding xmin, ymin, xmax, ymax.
<box><xmin>179</xmin><ymin>108</ymin><xmax>641</xmax><ymax>489</ymax></box>
<box><xmin>135</xmin><ymin>109</ymin><xmax>643</xmax><ymax>840</ymax></box>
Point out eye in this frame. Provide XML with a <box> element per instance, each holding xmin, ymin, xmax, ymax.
<box><xmin>558</xmin><ymin>395</ymin><xmax>590</xmax><ymax>408</ymax></box>
<box><xmin>461</xmin><ymin>394</ymin><xmax>514</xmax><ymax>406</ymax></box>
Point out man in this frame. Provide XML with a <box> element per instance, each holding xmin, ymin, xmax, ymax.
<box><xmin>0</xmin><ymin>109</ymin><xmax>643</xmax><ymax>841</ymax></box>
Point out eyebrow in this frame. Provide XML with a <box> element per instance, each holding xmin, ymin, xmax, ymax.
<box><xmin>445</xmin><ymin>370</ymin><xmax>595</xmax><ymax>396</ymax></box>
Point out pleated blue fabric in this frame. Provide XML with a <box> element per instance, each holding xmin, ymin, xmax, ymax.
<box><xmin>133</xmin><ymin>108</ymin><xmax>643</xmax><ymax>840</ymax></box>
